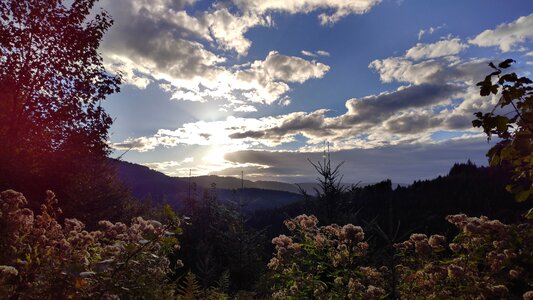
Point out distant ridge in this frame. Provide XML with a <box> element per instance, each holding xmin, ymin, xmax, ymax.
<box><xmin>177</xmin><ymin>175</ymin><xmax>302</xmax><ymax>193</ymax></box>
<box><xmin>110</xmin><ymin>159</ymin><xmax>302</xmax><ymax>212</ymax></box>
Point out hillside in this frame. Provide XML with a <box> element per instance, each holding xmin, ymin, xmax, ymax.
<box><xmin>111</xmin><ymin>159</ymin><xmax>302</xmax><ymax>211</ymax></box>
<box><xmin>178</xmin><ymin>174</ymin><xmax>302</xmax><ymax>193</ymax></box>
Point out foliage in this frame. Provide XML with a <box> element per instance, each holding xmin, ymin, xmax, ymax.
<box><xmin>251</xmin><ymin>163</ymin><xmax>524</xmax><ymax>246</ymax></box>
<box><xmin>473</xmin><ymin>59</ymin><xmax>533</xmax><ymax>204</ymax></box>
<box><xmin>269</xmin><ymin>213</ymin><xmax>533</xmax><ymax>299</ymax></box>
<box><xmin>179</xmin><ymin>185</ymin><xmax>267</xmax><ymax>294</ymax></box>
<box><xmin>0</xmin><ymin>189</ymin><xmax>182</xmax><ymax>299</ymax></box>
<box><xmin>0</xmin><ymin>0</ymin><xmax>126</xmax><ymax>224</ymax></box>
<box><xmin>0</xmin><ymin>0</ymin><xmax>120</xmax><ymax>159</ymax></box>
<box><xmin>395</xmin><ymin>214</ymin><xmax>533</xmax><ymax>299</ymax></box>
<box><xmin>176</xmin><ymin>271</ymin><xmax>201</xmax><ymax>300</ymax></box>
<box><xmin>268</xmin><ymin>214</ymin><xmax>386</xmax><ymax>299</ymax></box>
<box><xmin>175</xmin><ymin>270</ymin><xmax>233</xmax><ymax>300</ymax></box>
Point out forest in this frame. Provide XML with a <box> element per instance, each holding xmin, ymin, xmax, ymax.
<box><xmin>1</xmin><ymin>1</ymin><xmax>532</xmax><ymax>299</ymax></box>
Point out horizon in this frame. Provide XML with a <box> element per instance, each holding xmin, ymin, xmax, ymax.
<box><xmin>139</xmin><ymin>158</ymin><xmax>474</xmax><ymax>186</ymax></box>
<box><xmin>99</xmin><ymin>0</ymin><xmax>533</xmax><ymax>183</ymax></box>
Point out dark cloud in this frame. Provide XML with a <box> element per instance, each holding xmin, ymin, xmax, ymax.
<box><xmin>230</xmin><ymin>110</ymin><xmax>331</xmax><ymax>140</ymax></box>
<box><xmin>100</xmin><ymin>0</ymin><xmax>225</xmax><ymax>85</ymax></box>
<box><xmin>229</xmin><ymin>130</ymin><xmax>265</xmax><ymax>139</ymax></box>
<box><xmin>340</xmin><ymin>83</ymin><xmax>461</xmax><ymax>126</ymax></box>
<box><xmin>223</xmin><ymin>137</ymin><xmax>492</xmax><ymax>183</ymax></box>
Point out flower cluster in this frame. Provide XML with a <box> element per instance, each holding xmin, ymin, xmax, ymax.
<box><xmin>270</xmin><ymin>214</ymin><xmax>385</xmax><ymax>299</ymax></box>
<box><xmin>0</xmin><ymin>189</ymin><xmax>182</xmax><ymax>299</ymax></box>
<box><xmin>395</xmin><ymin>214</ymin><xmax>533</xmax><ymax>299</ymax></box>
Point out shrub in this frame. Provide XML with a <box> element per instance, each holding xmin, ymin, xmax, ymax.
<box><xmin>0</xmin><ymin>189</ymin><xmax>182</xmax><ymax>299</ymax></box>
<box><xmin>395</xmin><ymin>214</ymin><xmax>533</xmax><ymax>299</ymax></box>
<box><xmin>268</xmin><ymin>214</ymin><xmax>386</xmax><ymax>299</ymax></box>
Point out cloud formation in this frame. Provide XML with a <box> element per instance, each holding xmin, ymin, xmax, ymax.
<box><xmin>232</xmin><ymin>0</ymin><xmax>382</xmax><ymax>25</ymax></box>
<box><xmin>222</xmin><ymin>137</ymin><xmax>491</xmax><ymax>183</ymax></box>
<box><xmin>405</xmin><ymin>38</ymin><xmax>468</xmax><ymax>60</ymax></box>
<box><xmin>105</xmin><ymin>3</ymin><xmax>531</xmax><ymax>180</ymax></box>
<box><xmin>99</xmin><ymin>0</ymin><xmax>331</xmax><ymax>110</ymax></box>
<box><xmin>301</xmin><ymin>50</ymin><xmax>331</xmax><ymax>57</ymax></box>
<box><xmin>417</xmin><ymin>24</ymin><xmax>445</xmax><ymax>40</ymax></box>
<box><xmin>469</xmin><ymin>13</ymin><xmax>533</xmax><ymax>52</ymax></box>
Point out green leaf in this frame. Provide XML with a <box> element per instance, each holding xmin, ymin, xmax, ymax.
<box><xmin>515</xmin><ymin>189</ymin><xmax>531</xmax><ymax>203</ymax></box>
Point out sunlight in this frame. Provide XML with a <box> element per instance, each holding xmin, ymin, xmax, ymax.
<box><xmin>202</xmin><ymin>148</ymin><xmax>227</xmax><ymax>166</ymax></box>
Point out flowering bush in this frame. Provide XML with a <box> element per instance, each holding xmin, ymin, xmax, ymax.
<box><xmin>0</xmin><ymin>189</ymin><xmax>182</xmax><ymax>299</ymax></box>
<box><xmin>395</xmin><ymin>214</ymin><xmax>533</xmax><ymax>299</ymax></box>
<box><xmin>268</xmin><ymin>214</ymin><xmax>386</xmax><ymax>299</ymax></box>
<box><xmin>270</xmin><ymin>213</ymin><xmax>533</xmax><ymax>299</ymax></box>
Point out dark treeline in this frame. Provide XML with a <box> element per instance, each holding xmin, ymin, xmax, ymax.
<box><xmin>250</xmin><ymin>161</ymin><xmax>525</xmax><ymax>240</ymax></box>
<box><xmin>170</xmin><ymin>160</ymin><xmax>527</xmax><ymax>294</ymax></box>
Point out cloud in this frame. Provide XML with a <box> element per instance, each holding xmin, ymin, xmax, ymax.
<box><xmin>100</xmin><ymin>0</ymin><xmax>329</xmax><ymax>110</ymax></box>
<box><xmin>301</xmin><ymin>50</ymin><xmax>317</xmax><ymax>57</ymax></box>
<box><xmin>405</xmin><ymin>38</ymin><xmax>468</xmax><ymax>60</ymax></box>
<box><xmin>116</xmin><ymin>81</ymin><xmax>468</xmax><ymax>153</ymax></box>
<box><xmin>109</xmin><ymin>6</ymin><xmax>513</xmax><ymax>160</ymax></box>
<box><xmin>231</xmin><ymin>51</ymin><xmax>330</xmax><ymax>105</ymax></box>
<box><xmin>369</xmin><ymin>56</ymin><xmax>490</xmax><ymax>85</ymax></box>
<box><xmin>469</xmin><ymin>13</ymin><xmax>533</xmax><ymax>52</ymax></box>
<box><xmin>112</xmin><ymin>136</ymin><xmax>159</xmax><ymax>152</ymax></box>
<box><xmin>203</xmin><ymin>8</ymin><xmax>272</xmax><ymax>55</ymax></box>
<box><xmin>101</xmin><ymin>0</ymin><xmax>226</xmax><ymax>85</ymax></box>
<box><xmin>302</xmin><ymin>50</ymin><xmax>331</xmax><ymax>57</ymax></box>
<box><xmin>255</xmin><ymin>51</ymin><xmax>330</xmax><ymax>83</ymax></box>
<box><xmin>417</xmin><ymin>24</ymin><xmax>445</xmax><ymax>40</ymax></box>
<box><xmin>339</xmin><ymin>83</ymin><xmax>461</xmax><ymax>125</ymax></box>
<box><xmin>232</xmin><ymin>0</ymin><xmax>382</xmax><ymax>25</ymax></box>
<box><xmin>229</xmin><ymin>109</ymin><xmax>333</xmax><ymax>143</ymax></box>
<box><xmin>222</xmin><ymin>137</ymin><xmax>491</xmax><ymax>183</ymax></box>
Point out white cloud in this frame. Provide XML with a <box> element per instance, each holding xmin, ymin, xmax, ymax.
<box><xmin>114</xmin><ymin>81</ymin><xmax>471</xmax><ymax>153</ymax></box>
<box><xmin>302</xmin><ymin>50</ymin><xmax>330</xmax><ymax>57</ymax></box>
<box><xmin>405</xmin><ymin>38</ymin><xmax>468</xmax><ymax>61</ymax></box>
<box><xmin>301</xmin><ymin>50</ymin><xmax>317</xmax><ymax>57</ymax></box>
<box><xmin>256</xmin><ymin>51</ymin><xmax>330</xmax><ymax>83</ymax></box>
<box><xmin>101</xmin><ymin>0</ymin><xmax>329</xmax><ymax>110</ymax></box>
<box><xmin>104</xmin><ymin>55</ymin><xmax>152</xmax><ymax>89</ymax></box>
<box><xmin>203</xmin><ymin>8</ymin><xmax>271</xmax><ymax>55</ymax></box>
<box><xmin>469</xmin><ymin>13</ymin><xmax>533</xmax><ymax>52</ymax></box>
<box><xmin>417</xmin><ymin>24</ymin><xmax>445</xmax><ymax>40</ymax></box>
<box><xmin>232</xmin><ymin>0</ymin><xmax>382</xmax><ymax>25</ymax></box>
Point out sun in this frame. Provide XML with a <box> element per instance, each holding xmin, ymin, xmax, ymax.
<box><xmin>202</xmin><ymin>148</ymin><xmax>227</xmax><ymax>166</ymax></box>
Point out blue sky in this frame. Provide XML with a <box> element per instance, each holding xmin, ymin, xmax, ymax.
<box><xmin>97</xmin><ymin>0</ymin><xmax>533</xmax><ymax>183</ymax></box>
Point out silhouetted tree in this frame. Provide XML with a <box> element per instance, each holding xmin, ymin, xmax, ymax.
<box><xmin>0</xmin><ymin>0</ymin><xmax>124</xmax><ymax>223</ymax></box>
<box><xmin>308</xmin><ymin>144</ymin><xmax>346</xmax><ymax>223</ymax></box>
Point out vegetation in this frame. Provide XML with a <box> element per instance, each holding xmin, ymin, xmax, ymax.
<box><xmin>0</xmin><ymin>190</ymin><xmax>182</xmax><ymax>299</ymax></box>
<box><xmin>473</xmin><ymin>59</ymin><xmax>533</xmax><ymax>204</ymax></box>
<box><xmin>0</xmin><ymin>0</ymin><xmax>129</xmax><ymax>226</ymax></box>
<box><xmin>1</xmin><ymin>0</ymin><xmax>532</xmax><ymax>297</ymax></box>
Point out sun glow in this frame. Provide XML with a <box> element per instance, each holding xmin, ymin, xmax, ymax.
<box><xmin>202</xmin><ymin>149</ymin><xmax>227</xmax><ymax>166</ymax></box>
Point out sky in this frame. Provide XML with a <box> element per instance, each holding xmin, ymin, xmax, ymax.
<box><xmin>95</xmin><ymin>0</ymin><xmax>533</xmax><ymax>184</ymax></box>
